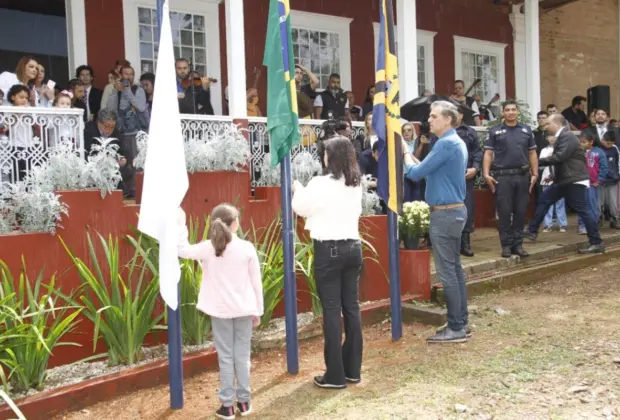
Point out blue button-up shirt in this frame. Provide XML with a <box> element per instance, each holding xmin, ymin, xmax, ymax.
<box><xmin>404</xmin><ymin>128</ymin><xmax>468</xmax><ymax>206</ymax></box>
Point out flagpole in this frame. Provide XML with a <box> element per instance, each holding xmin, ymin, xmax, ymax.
<box><xmin>156</xmin><ymin>0</ymin><xmax>184</xmax><ymax>409</ymax></box>
<box><xmin>387</xmin><ymin>211</ymin><xmax>402</xmax><ymax>340</ymax></box>
<box><xmin>280</xmin><ymin>152</ymin><xmax>299</xmax><ymax>374</ymax></box>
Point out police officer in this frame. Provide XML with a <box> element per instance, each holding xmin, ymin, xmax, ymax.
<box><xmin>456</xmin><ymin>106</ymin><xmax>483</xmax><ymax>257</ymax></box>
<box><xmin>482</xmin><ymin>99</ymin><xmax>538</xmax><ymax>258</ymax></box>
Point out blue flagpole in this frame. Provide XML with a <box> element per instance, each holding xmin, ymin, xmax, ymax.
<box><xmin>280</xmin><ymin>151</ymin><xmax>299</xmax><ymax>374</ymax></box>
<box><xmin>387</xmin><ymin>211</ymin><xmax>402</xmax><ymax>340</ymax></box>
<box><xmin>157</xmin><ymin>0</ymin><xmax>184</xmax><ymax>409</ymax></box>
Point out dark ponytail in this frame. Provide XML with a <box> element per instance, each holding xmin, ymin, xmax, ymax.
<box><xmin>208</xmin><ymin>204</ymin><xmax>239</xmax><ymax>257</ymax></box>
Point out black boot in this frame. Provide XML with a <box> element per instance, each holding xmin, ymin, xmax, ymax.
<box><xmin>501</xmin><ymin>247</ymin><xmax>512</xmax><ymax>258</ymax></box>
<box><xmin>460</xmin><ymin>233</ymin><xmax>474</xmax><ymax>257</ymax></box>
<box><xmin>511</xmin><ymin>245</ymin><xmax>529</xmax><ymax>258</ymax></box>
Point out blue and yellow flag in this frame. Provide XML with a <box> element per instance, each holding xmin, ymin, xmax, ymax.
<box><xmin>263</xmin><ymin>0</ymin><xmax>300</xmax><ymax>167</ymax></box>
<box><xmin>372</xmin><ymin>0</ymin><xmax>403</xmax><ymax>215</ymax></box>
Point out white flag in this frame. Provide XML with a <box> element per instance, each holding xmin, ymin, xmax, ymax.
<box><xmin>138</xmin><ymin>0</ymin><xmax>188</xmax><ymax>310</ymax></box>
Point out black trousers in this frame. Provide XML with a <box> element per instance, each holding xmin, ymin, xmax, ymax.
<box><xmin>528</xmin><ymin>183</ymin><xmax>602</xmax><ymax>245</ymax></box>
<box><xmin>314</xmin><ymin>239</ymin><xmax>363</xmax><ymax>385</ymax></box>
<box><xmin>463</xmin><ymin>179</ymin><xmax>475</xmax><ymax>234</ymax></box>
<box><xmin>494</xmin><ymin>173</ymin><xmax>530</xmax><ymax>248</ymax></box>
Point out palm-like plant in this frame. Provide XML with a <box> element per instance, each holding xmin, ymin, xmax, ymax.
<box><xmin>57</xmin><ymin>233</ymin><xmax>165</xmax><ymax>366</ymax></box>
<box><xmin>0</xmin><ymin>259</ymin><xmax>82</xmax><ymax>392</ymax></box>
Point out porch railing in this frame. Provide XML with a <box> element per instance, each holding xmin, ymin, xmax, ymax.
<box><xmin>0</xmin><ymin>108</ymin><xmax>497</xmax><ymax>188</ymax></box>
<box><xmin>0</xmin><ymin>107</ymin><xmax>85</xmax><ymax>183</ymax></box>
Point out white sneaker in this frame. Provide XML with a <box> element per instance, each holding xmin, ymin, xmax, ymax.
<box><xmin>542</xmin><ymin>227</ymin><xmax>552</xmax><ymax>233</ymax></box>
<box><xmin>560</xmin><ymin>227</ymin><xmax>567</xmax><ymax>233</ymax></box>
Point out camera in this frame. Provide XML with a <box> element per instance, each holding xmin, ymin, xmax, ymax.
<box><xmin>320</xmin><ymin>114</ymin><xmax>348</xmax><ymax>141</ymax></box>
<box><xmin>419</xmin><ymin>121</ymin><xmax>430</xmax><ymax>137</ymax></box>
<box><xmin>121</xmin><ymin>79</ymin><xmax>130</xmax><ymax>87</ymax></box>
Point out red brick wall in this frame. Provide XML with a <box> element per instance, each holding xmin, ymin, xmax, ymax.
<box><xmin>540</xmin><ymin>0</ymin><xmax>619</xmax><ymax>116</ymax></box>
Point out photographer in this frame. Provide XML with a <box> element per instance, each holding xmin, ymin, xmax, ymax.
<box><xmin>106</xmin><ymin>65</ymin><xmax>149</xmax><ymax>198</ymax></box>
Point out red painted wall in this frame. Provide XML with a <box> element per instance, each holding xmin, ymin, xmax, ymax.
<box><xmin>232</xmin><ymin>0</ymin><xmax>515</xmax><ymax>112</ymax></box>
<box><xmin>84</xmin><ymin>0</ymin><xmax>125</xmax><ymax>89</ymax></box>
<box><xmin>83</xmin><ymin>0</ymin><xmax>514</xmax><ymax>105</ymax></box>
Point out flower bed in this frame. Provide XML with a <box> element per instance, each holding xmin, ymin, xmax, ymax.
<box><xmin>0</xmin><ymin>301</ymin><xmax>405</xmax><ymax>420</ymax></box>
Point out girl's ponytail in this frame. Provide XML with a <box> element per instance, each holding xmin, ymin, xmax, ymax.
<box><xmin>208</xmin><ymin>204</ymin><xmax>239</xmax><ymax>257</ymax></box>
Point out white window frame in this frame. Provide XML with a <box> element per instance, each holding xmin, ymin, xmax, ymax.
<box><xmin>290</xmin><ymin>10</ymin><xmax>353</xmax><ymax>91</ymax></box>
<box><xmin>372</xmin><ymin>23</ymin><xmax>436</xmax><ymax>95</ymax></box>
<box><xmin>453</xmin><ymin>35</ymin><xmax>507</xmax><ymax>103</ymax></box>
<box><xmin>121</xmin><ymin>0</ymin><xmax>222</xmax><ymax>114</ymax></box>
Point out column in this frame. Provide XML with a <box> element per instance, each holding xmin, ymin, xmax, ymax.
<box><xmin>396</xmin><ymin>0</ymin><xmax>418</xmax><ymax>103</ymax></box>
<box><xmin>65</xmin><ymin>0</ymin><xmax>88</xmax><ymax>74</ymax></box>
<box><xmin>509</xmin><ymin>5</ymin><xmax>527</xmax><ymax>103</ymax></box>
<box><xmin>225</xmin><ymin>0</ymin><xmax>247</xmax><ymax>117</ymax></box>
<box><xmin>525</xmin><ymin>0</ymin><xmax>541</xmax><ymax>113</ymax></box>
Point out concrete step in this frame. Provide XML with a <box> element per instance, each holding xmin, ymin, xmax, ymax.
<box><xmin>406</xmin><ymin>242</ymin><xmax>620</xmax><ymax>326</ymax></box>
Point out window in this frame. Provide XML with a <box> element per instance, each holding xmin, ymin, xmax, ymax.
<box><xmin>292</xmin><ymin>29</ymin><xmax>340</xmax><ymax>89</ymax></box>
<box><xmin>373</xmin><ymin>24</ymin><xmax>436</xmax><ymax>96</ymax></box>
<box><xmin>138</xmin><ymin>7</ymin><xmax>207</xmax><ymax>76</ymax></box>
<box><xmin>290</xmin><ymin>11</ymin><xmax>352</xmax><ymax>91</ymax></box>
<box><xmin>122</xmin><ymin>0</ymin><xmax>222</xmax><ymax>114</ymax></box>
<box><xmin>454</xmin><ymin>36</ymin><xmax>507</xmax><ymax>103</ymax></box>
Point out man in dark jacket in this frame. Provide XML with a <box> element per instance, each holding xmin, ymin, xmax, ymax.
<box><xmin>84</xmin><ymin>109</ymin><xmax>132</xmax><ymax>196</ymax></box>
<box><xmin>175</xmin><ymin>59</ymin><xmax>214</xmax><ymax>115</ymax></box>
<box><xmin>524</xmin><ymin>113</ymin><xmax>604</xmax><ymax>254</ymax></box>
<box><xmin>456</xmin><ymin>106</ymin><xmax>483</xmax><ymax>257</ymax></box>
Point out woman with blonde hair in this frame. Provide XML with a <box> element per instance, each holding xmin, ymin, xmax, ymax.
<box><xmin>354</xmin><ymin>111</ymin><xmax>377</xmax><ymax>152</ymax></box>
<box><xmin>402</xmin><ymin>122</ymin><xmax>422</xmax><ymax>202</ymax></box>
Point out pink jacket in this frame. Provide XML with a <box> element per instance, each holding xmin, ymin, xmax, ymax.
<box><xmin>177</xmin><ymin>226</ymin><xmax>264</xmax><ymax>319</ymax></box>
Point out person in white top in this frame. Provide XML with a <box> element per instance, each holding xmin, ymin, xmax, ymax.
<box><xmin>539</xmin><ymin>135</ymin><xmax>568</xmax><ymax>232</ymax></box>
<box><xmin>292</xmin><ymin>135</ymin><xmax>364</xmax><ymax>389</ymax></box>
<box><xmin>176</xmin><ymin>203</ymin><xmax>262</xmax><ymax>419</ymax></box>
<box><xmin>0</xmin><ymin>56</ymin><xmax>53</xmax><ymax>108</ymax></box>
<box><xmin>4</xmin><ymin>85</ymin><xmax>35</xmax><ymax>181</ymax></box>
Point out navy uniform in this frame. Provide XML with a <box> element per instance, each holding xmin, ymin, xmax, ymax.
<box><xmin>484</xmin><ymin>123</ymin><xmax>536</xmax><ymax>257</ymax></box>
<box><xmin>456</xmin><ymin>124</ymin><xmax>483</xmax><ymax>256</ymax></box>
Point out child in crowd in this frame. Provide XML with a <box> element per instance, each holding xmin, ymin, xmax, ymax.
<box><xmin>6</xmin><ymin>84</ymin><xmax>33</xmax><ymax>181</ymax></box>
<box><xmin>540</xmin><ymin>135</ymin><xmax>568</xmax><ymax>232</ymax></box>
<box><xmin>51</xmin><ymin>90</ymin><xmax>75</xmax><ymax>147</ymax></box>
<box><xmin>177</xmin><ymin>204</ymin><xmax>262</xmax><ymax>420</ymax></box>
<box><xmin>600</xmin><ymin>131</ymin><xmax>620</xmax><ymax>228</ymax></box>
<box><xmin>578</xmin><ymin>132</ymin><xmax>608</xmax><ymax>234</ymax></box>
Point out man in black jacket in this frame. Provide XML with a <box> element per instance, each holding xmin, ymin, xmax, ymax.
<box><xmin>524</xmin><ymin>113</ymin><xmax>604</xmax><ymax>254</ymax></box>
<box><xmin>175</xmin><ymin>59</ymin><xmax>214</xmax><ymax>115</ymax></box>
<box><xmin>456</xmin><ymin>106</ymin><xmax>482</xmax><ymax>257</ymax></box>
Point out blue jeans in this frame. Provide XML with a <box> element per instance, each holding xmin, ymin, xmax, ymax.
<box><xmin>542</xmin><ymin>186</ymin><xmax>567</xmax><ymax>227</ymax></box>
<box><xmin>578</xmin><ymin>186</ymin><xmax>599</xmax><ymax>231</ymax></box>
<box><xmin>430</xmin><ymin>206</ymin><xmax>468</xmax><ymax>331</ymax></box>
<box><xmin>529</xmin><ymin>184</ymin><xmax>602</xmax><ymax>245</ymax></box>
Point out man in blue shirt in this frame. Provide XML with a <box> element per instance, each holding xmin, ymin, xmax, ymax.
<box><xmin>403</xmin><ymin>100</ymin><xmax>470</xmax><ymax>344</ymax></box>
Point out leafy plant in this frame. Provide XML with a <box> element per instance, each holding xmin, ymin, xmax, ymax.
<box><xmin>0</xmin><ymin>180</ymin><xmax>69</xmax><ymax>234</ymax></box>
<box><xmin>127</xmin><ymin>217</ymin><xmax>213</xmax><ymax>346</ymax></box>
<box><xmin>295</xmin><ymin>239</ymin><xmax>321</xmax><ymax>317</ymax></box>
<box><xmin>82</xmin><ymin>138</ymin><xmax>123</xmax><ymax>198</ymax></box>
<box><xmin>257</xmin><ymin>151</ymin><xmax>323</xmax><ymax>187</ymax></box>
<box><xmin>135</xmin><ymin>124</ymin><xmax>251</xmax><ymax>172</ymax></box>
<box><xmin>361</xmin><ymin>175</ymin><xmax>382</xmax><ymax>216</ymax></box>
<box><xmin>0</xmin><ymin>182</ymin><xmax>17</xmax><ymax>234</ymax></box>
<box><xmin>56</xmin><ymin>233</ymin><xmax>166</xmax><ymax>366</ymax></box>
<box><xmin>0</xmin><ymin>389</ymin><xmax>26</xmax><ymax>419</ymax></box>
<box><xmin>0</xmin><ymin>259</ymin><xmax>82</xmax><ymax>392</ymax></box>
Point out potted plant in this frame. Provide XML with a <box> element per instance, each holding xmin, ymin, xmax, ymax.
<box><xmin>398</xmin><ymin>201</ymin><xmax>430</xmax><ymax>250</ymax></box>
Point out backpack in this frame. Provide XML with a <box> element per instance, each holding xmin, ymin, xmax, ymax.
<box><xmin>116</xmin><ymin>86</ymin><xmax>150</xmax><ymax>133</ymax></box>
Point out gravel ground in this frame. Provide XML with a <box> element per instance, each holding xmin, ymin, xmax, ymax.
<box><xmin>54</xmin><ymin>259</ymin><xmax>620</xmax><ymax>420</ymax></box>
<box><xmin>6</xmin><ymin>312</ymin><xmax>318</xmax><ymax>402</ymax></box>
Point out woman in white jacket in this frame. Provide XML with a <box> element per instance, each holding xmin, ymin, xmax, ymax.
<box><xmin>0</xmin><ymin>56</ymin><xmax>53</xmax><ymax>108</ymax></box>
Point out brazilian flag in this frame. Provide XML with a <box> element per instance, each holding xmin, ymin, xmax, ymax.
<box><xmin>263</xmin><ymin>0</ymin><xmax>300</xmax><ymax>167</ymax></box>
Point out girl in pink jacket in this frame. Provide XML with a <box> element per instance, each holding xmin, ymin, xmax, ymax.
<box><xmin>177</xmin><ymin>203</ymin><xmax>263</xmax><ymax>419</ymax></box>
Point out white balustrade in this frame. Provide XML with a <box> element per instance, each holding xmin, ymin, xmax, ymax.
<box><xmin>0</xmin><ymin>107</ymin><xmax>85</xmax><ymax>183</ymax></box>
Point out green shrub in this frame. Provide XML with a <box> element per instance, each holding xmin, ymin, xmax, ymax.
<box><xmin>57</xmin><ymin>233</ymin><xmax>165</xmax><ymax>366</ymax></box>
<box><xmin>0</xmin><ymin>259</ymin><xmax>81</xmax><ymax>392</ymax></box>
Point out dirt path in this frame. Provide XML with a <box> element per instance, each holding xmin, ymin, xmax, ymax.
<box><xmin>57</xmin><ymin>260</ymin><xmax>620</xmax><ymax>420</ymax></box>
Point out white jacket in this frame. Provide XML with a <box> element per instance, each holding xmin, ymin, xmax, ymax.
<box><xmin>0</xmin><ymin>72</ymin><xmax>52</xmax><ymax>108</ymax></box>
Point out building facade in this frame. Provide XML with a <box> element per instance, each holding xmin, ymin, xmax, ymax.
<box><xmin>1</xmin><ymin>0</ymin><xmax>617</xmax><ymax>118</ymax></box>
